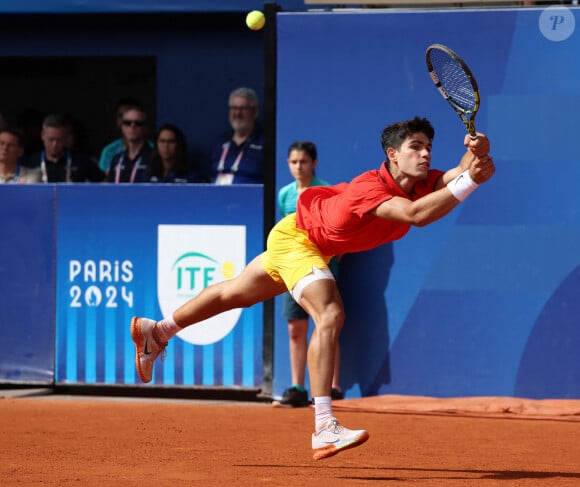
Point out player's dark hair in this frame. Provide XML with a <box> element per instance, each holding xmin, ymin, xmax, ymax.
<box><xmin>287</xmin><ymin>141</ymin><xmax>317</xmax><ymax>161</ymax></box>
<box><xmin>380</xmin><ymin>116</ymin><xmax>435</xmax><ymax>156</ymax></box>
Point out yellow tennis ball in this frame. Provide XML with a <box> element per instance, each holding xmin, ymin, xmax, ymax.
<box><xmin>246</xmin><ymin>10</ymin><xmax>265</xmax><ymax>31</ymax></box>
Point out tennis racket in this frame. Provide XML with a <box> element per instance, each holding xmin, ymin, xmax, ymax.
<box><xmin>425</xmin><ymin>44</ymin><xmax>480</xmax><ymax>139</ymax></box>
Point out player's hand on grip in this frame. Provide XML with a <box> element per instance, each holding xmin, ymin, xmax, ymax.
<box><xmin>464</xmin><ymin>133</ymin><xmax>490</xmax><ymax>158</ymax></box>
<box><xmin>468</xmin><ymin>154</ymin><xmax>495</xmax><ymax>184</ymax></box>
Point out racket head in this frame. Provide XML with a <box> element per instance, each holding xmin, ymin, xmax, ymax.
<box><xmin>425</xmin><ymin>43</ymin><xmax>480</xmax><ymax>137</ymax></box>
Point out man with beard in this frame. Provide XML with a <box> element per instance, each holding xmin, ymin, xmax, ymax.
<box><xmin>209</xmin><ymin>87</ymin><xmax>264</xmax><ymax>185</ymax></box>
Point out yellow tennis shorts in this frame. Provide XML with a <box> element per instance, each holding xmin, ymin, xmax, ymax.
<box><xmin>260</xmin><ymin>213</ymin><xmax>332</xmax><ymax>291</ymax></box>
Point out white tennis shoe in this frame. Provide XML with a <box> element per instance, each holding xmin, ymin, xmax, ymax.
<box><xmin>130</xmin><ymin>317</ymin><xmax>167</xmax><ymax>383</ymax></box>
<box><xmin>312</xmin><ymin>418</ymin><xmax>369</xmax><ymax>460</ymax></box>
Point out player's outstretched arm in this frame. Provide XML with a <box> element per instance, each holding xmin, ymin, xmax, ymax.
<box><xmin>373</xmin><ymin>154</ymin><xmax>495</xmax><ymax>227</ymax></box>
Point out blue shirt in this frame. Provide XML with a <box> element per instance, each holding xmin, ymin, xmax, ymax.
<box><xmin>209</xmin><ymin>127</ymin><xmax>264</xmax><ymax>184</ymax></box>
<box><xmin>107</xmin><ymin>144</ymin><xmax>153</xmax><ymax>183</ymax></box>
<box><xmin>99</xmin><ymin>138</ymin><xmax>154</xmax><ymax>173</ymax></box>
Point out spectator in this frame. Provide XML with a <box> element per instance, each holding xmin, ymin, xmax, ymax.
<box><xmin>147</xmin><ymin>124</ymin><xmax>192</xmax><ymax>183</ymax></box>
<box><xmin>99</xmin><ymin>97</ymin><xmax>153</xmax><ymax>173</ymax></box>
<box><xmin>209</xmin><ymin>87</ymin><xmax>264</xmax><ymax>184</ymax></box>
<box><xmin>106</xmin><ymin>106</ymin><xmax>152</xmax><ymax>183</ymax></box>
<box><xmin>25</xmin><ymin>114</ymin><xmax>104</xmax><ymax>183</ymax></box>
<box><xmin>0</xmin><ymin>127</ymin><xmax>41</xmax><ymax>184</ymax></box>
<box><xmin>276</xmin><ymin>141</ymin><xmax>342</xmax><ymax>407</ymax></box>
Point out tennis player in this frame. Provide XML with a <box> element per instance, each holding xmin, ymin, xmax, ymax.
<box><xmin>131</xmin><ymin>116</ymin><xmax>495</xmax><ymax>460</ymax></box>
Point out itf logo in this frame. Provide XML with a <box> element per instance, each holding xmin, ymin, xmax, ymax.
<box><xmin>157</xmin><ymin>224</ymin><xmax>246</xmax><ymax>345</ymax></box>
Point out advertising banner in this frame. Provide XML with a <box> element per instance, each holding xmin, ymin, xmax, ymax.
<box><xmin>55</xmin><ymin>184</ymin><xmax>263</xmax><ymax>387</ymax></box>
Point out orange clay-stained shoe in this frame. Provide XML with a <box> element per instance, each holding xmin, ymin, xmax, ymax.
<box><xmin>312</xmin><ymin>418</ymin><xmax>369</xmax><ymax>460</ymax></box>
<box><xmin>130</xmin><ymin>317</ymin><xmax>167</xmax><ymax>383</ymax></box>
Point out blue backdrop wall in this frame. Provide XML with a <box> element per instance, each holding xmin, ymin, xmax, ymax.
<box><xmin>273</xmin><ymin>6</ymin><xmax>580</xmax><ymax>400</ymax></box>
<box><xmin>2</xmin><ymin>5</ymin><xmax>580</xmax><ymax>400</ymax></box>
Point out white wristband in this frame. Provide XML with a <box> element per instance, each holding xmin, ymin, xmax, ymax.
<box><xmin>447</xmin><ymin>170</ymin><xmax>478</xmax><ymax>202</ymax></box>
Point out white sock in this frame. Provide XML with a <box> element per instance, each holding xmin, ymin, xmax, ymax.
<box><xmin>314</xmin><ymin>396</ymin><xmax>333</xmax><ymax>433</ymax></box>
<box><xmin>155</xmin><ymin>315</ymin><xmax>181</xmax><ymax>343</ymax></box>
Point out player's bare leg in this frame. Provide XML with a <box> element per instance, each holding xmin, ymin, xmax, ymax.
<box><xmin>172</xmin><ymin>255</ymin><xmax>286</xmax><ymax>326</ymax></box>
<box><xmin>300</xmin><ymin>279</ymin><xmax>369</xmax><ymax>460</ymax></box>
<box><xmin>131</xmin><ymin>255</ymin><xmax>287</xmax><ymax>383</ymax></box>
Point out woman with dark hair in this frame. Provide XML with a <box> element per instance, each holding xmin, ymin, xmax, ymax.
<box><xmin>148</xmin><ymin>124</ymin><xmax>191</xmax><ymax>183</ymax></box>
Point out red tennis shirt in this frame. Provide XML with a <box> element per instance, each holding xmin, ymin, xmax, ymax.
<box><xmin>295</xmin><ymin>162</ymin><xmax>444</xmax><ymax>256</ymax></box>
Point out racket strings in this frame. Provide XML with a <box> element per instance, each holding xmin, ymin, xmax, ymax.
<box><xmin>430</xmin><ymin>51</ymin><xmax>477</xmax><ymax>112</ymax></box>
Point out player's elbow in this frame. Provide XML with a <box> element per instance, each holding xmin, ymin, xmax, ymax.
<box><xmin>413</xmin><ymin>218</ymin><xmax>431</xmax><ymax>228</ymax></box>
<box><xmin>405</xmin><ymin>207</ymin><xmax>432</xmax><ymax>227</ymax></box>
<box><xmin>411</xmin><ymin>217</ymin><xmax>432</xmax><ymax>228</ymax></box>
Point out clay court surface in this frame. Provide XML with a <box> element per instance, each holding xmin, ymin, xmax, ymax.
<box><xmin>1</xmin><ymin>391</ymin><xmax>580</xmax><ymax>486</ymax></box>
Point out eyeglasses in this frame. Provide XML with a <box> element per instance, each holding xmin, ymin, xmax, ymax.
<box><xmin>229</xmin><ymin>105</ymin><xmax>254</xmax><ymax>112</ymax></box>
<box><xmin>122</xmin><ymin>119</ymin><xmax>145</xmax><ymax>127</ymax></box>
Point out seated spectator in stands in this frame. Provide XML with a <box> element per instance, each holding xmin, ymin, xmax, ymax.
<box><xmin>106</xmin><ymin>106</ymin><xmax>152</xmax><ymax>183</ymax></box>
<box><xmin>209</xmin><ymin>87</ymin><xmax>264</xmax><ymax>185</ymax></box>
<box><xmin>147</xmin><ymin>124</ymin><xmax>192</xmax><ymax>183</ymax></box>
<box><xmin>99</xmin><ymin>97</ymin><xmax>153</xmax><ymax>173</ymax></box>
<box><xmin>0</xmin><ymin>127</ymin><xmax>41</xmax><ymax>184</ymax></box>
<box><xmin>25</xmin><ymin>114</ymin><xmax>105</xmax><ymax>183</ymax></box>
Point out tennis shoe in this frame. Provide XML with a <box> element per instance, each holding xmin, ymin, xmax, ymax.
<box><xmin>279</xmin><ymin>386</ymin><xmax>311</xmax><ymax>408</ymax></box>
<box><xmin>130</xmin><ymin>316</ymin><xmax>167</xmax><ymax>383</ymax></box>
<box><xmin>312</xmin><ymin>418</ymin><xmax>369</xmax><ymax>460</ymax></box>
<box><xmin>331</xmin><ymin>388</ymin><xmax>344</xmax><ymax>400</ymax></box>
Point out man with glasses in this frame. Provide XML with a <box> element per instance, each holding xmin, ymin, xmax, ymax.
<box><xmin>209</xmin><ymin>86</ymin><xmax>264</xmax><ymax>185</ymax></box>
<box><xmin>106</xmin><ymin>106</ymin><xmax>152</xmax><ymax>183</ymax></box>
<box><xmin>98</xmin><ymin>98</ymin><xmax>153</xmax><ymax>173</ymax></box>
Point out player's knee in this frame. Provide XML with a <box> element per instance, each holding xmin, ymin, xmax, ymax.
<box><xmin>317</xmin><ymin>307</ymin><xmax>345</xmax><ymax>335</ymax></box>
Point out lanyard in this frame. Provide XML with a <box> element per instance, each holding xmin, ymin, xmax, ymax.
<box><xmin>41</xmin><ymin>150</ymin><xmax>72</xmax><ymax>183</ymax></box>
<box><xmin>115</xmin><ymin>152</ymin><xmax>143</xmax><ymax>184</ymax></box>
<box><xmin>217</xmin><ymin>141</ymin><xmax>244</xmax><ymax>174</ymax></box>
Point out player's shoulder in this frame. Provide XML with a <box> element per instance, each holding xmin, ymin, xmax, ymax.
<box><xmin>350</xmin><ymin>167</ymin><xmax>382</xmax><ymax>184</ymax></box>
